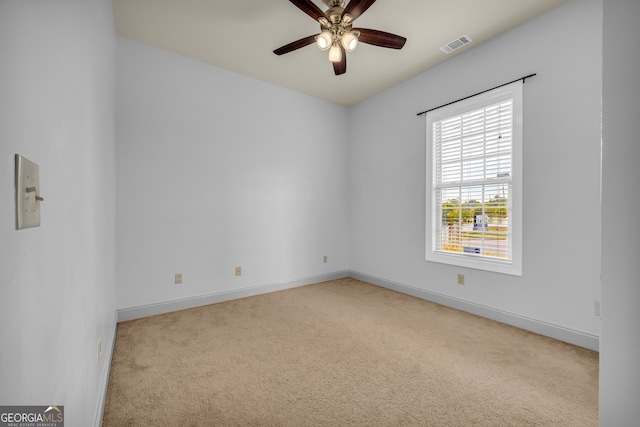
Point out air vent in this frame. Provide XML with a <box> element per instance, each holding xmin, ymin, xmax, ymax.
<box><xmin>440</xmin><ymin>35</ymin><xmax>472</xmax><ymax>54</ymax></box>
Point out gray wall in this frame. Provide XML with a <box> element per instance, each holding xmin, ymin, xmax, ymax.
<box><xmin>116</xmin><ymin>38</ymin><xmax>350</xmax><ymax>311</ymax></box>
<box><xmin>600</xmin><ymin>0</ymin><xmax>640</xmax><ymax>424</ymax></box>
<box><xmin>348</xmin><ymin>0</ymin><xmax>602</xmax><ymax>346</ymax></box>
<box><xmin>0</xmin><ymin>1</ymin><xmax>116</xmax><ymax>426</ymax></box>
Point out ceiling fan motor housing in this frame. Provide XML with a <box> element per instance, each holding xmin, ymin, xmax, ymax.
<box><xmin>322</xmin><ymin>0</ymin><xmax>345</xmax><ymax>7</ymax></box>
<box><xmin>325</xmin><ymin>6</ymin><xmax>345</xmax><ymax>24</ymax></box>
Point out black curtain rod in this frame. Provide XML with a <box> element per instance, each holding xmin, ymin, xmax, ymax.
<box><xmin>416</xmin><ymin>73</ymin><xmax>537</xmax><ymax>117</ymax></box>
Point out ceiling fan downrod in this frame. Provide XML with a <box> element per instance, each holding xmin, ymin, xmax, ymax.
<box><xmin>322</xmin><ymin>0</ymin><xmax>345</xmax><ymax>7</ymax></box>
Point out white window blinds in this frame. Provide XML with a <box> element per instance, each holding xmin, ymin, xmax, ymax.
<box><xmin>433</xmin><ymin>99</ymin><xmax>513</xmax><ymax>260</ymax></box>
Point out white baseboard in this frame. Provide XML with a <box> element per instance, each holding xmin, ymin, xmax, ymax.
<box><xmin>114</xmin><ymin>269</ymin><xmax>598</xmax><ymax>351</ymax></box>
<box><xmin>94</xmin><ymin>315</ymin><xmax>118</xmax><ymax>427</ymax></box>
<box><xmin>350</xmin><ymin>270</ymin><xmax>599</xmax><ymax>351</ymax></box>
<box><xmin>117</xmin><ymin>270</ymin><xmax>350</xmax><ymax>323</ymax></box>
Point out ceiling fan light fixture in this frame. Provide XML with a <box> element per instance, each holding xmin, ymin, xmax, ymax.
<box><xmin>328</xmin><ymin>43</ymin><xmax>342</xmax><ymax>62</ymax></box>
<box><xmin>274</xmin><ymin>0</ymin><xmax>408</xmax><ymax>76</ymax></box>
<box><xmin>316</xmin><ymin>31</ymin><xmax>333</xmax><ymax>50</ymax></box>
<box><xmin>342</xmin><ymin>31</ymin><xmax>359</xmax><ymax>52</ymax></box>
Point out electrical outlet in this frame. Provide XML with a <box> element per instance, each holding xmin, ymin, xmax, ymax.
<box><xmin>175</xmin><ymin>273</ymin><xmax>183</xmax><ymax>285</ymax></box>
<box><xmin>235</xmin><ymin>266</ymin><xmax>242</xmax><ymax>276</ymax></box>
<box><xmin>457</xmin><ymin>274</ymin><xmax>465</xmax><ymax>285</ymax></box>
<box><xmin>97</xmin><ymin>340</ymin><xmax>103</xmax><ymax>365</ymax></box>
<box><xmin>323</xmin><ymin>255</ymin><xmax>328</xmax><ymax>263</ymax></box>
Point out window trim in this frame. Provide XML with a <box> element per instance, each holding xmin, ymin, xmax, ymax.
<box><xmin>425</xmin><ymin>81</ymin><xmax>523</xmax><ymax>276</ymax></box>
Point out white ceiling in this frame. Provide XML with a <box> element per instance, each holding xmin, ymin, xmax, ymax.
<box><xmin>112</xmin><ymin>0</ymin><xmax>569</xmax><ymax>107</ymax></box>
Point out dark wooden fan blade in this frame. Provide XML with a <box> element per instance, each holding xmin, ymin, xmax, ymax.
<box><xmin>333</xmin><ymin>46</ymin><xmax>347</xmax><ymax>75</ymax></box>
<box><xmin>273</xmin><ymin>35</ymin><xmax>318</xmax><ymax>55</ymax></box>
<box><xmin>289</xmin><ymin>0</ymin><xmax>326</xmax><ymax>21</ymax></box>
<box><xmin>355</xmin><ymin>28</ymin><xmax>407</xmax><ymax>49</ymax></box>
<box><xmin>343</xmin><ymin>0</ymin><xmax>377</xmax><ymax>21</ymax></box>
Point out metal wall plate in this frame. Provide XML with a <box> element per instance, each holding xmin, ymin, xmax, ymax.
<box><xmin>16</xmin><ymin>154</ymin><xmax>43</xmax><ymax>229</ymax></box>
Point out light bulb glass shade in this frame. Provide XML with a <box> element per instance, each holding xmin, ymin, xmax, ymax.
<box><xmin>342</xmin><ymin>32</ymin><xmax>359</xmax><ymax>52</ymax></box>
<box><xmin>328</xmin><ymin>43</ymin><xmax>342</xmax><ymax>62</ymax></box>
<box><xmin>341</xmin><ymin>13</ymin><xmax>353</xmax><ymax>25</ymax></box>
<box><xmin>316</xmin><ymin>31</ymin><xmax>332</xmax><ymax>51</ymax></box>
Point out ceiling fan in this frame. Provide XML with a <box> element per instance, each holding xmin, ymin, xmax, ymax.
<box><xmin>273</xmin><ymin>0</ymin><xmax>407</xmax><ymax>76</ymax></box>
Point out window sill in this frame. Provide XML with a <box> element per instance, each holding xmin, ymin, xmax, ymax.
<box><xmin>425</xmin><ymin>251</ymin><xmax>522</xmax><ymax>276</ymax></box>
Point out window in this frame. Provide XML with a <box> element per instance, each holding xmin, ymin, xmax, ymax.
<box><xmin>426</xmin><ymin>81</ymin><xmax>522</xmax><ymax>276</ymax></box>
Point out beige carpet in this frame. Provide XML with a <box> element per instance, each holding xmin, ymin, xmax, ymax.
<box><xmin>102</xmin><ymin>278</ymin><xmax>598</xmax><ymax>426</ymax></box>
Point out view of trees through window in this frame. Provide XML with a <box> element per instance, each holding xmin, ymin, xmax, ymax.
<box><xmin>440</xmin><ymin>187</ymin><xmax>510</xmax><ymax>259</ymax></box>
